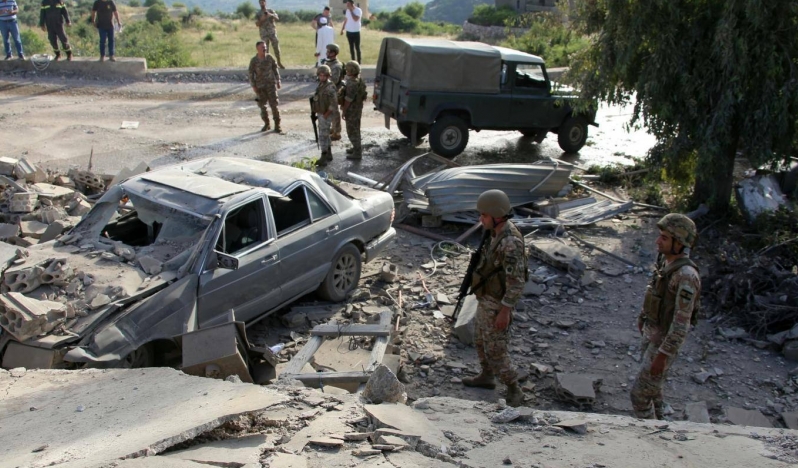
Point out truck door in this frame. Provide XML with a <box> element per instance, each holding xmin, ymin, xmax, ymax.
<box><xmin>509</xmin><ymin>63</ymin><xmax>553</xmax><ymax>129</ymax></box>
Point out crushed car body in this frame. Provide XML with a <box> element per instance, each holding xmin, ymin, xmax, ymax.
<box><xmin>0</xmin><ymin>157</ymin><xmax>396</xmax><ymax>369</ymax></box>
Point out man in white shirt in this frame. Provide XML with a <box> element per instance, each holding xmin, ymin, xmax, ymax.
<box><xmin>315</xmin><ymin>16</ymin><xmax>334</xmax><ymax>67</ymax></box>
<box><xmin>340</xmin><ymin>0</ymin><xmax>361</xmax><ymax>63</ymax></box>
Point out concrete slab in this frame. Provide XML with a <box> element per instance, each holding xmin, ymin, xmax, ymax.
<box><xmin>783</xmin><ymin>412</ymin><xmax>798</xmax><ymax>430</ymax></box>
<box><xmin>364</xmin><ymin>403</ymin><xmax>448</xmax><ymax>450</ymax></box>
<box><xmin>0</xmin><ymin>57</ymin><xmax>147</xmax><ymax>80</ymax></box>
<box><xmin>282</xmin><ymin>400</ymin><xmax>357</xmax><ymax>453</ymax></box>
<box><xmin>386</xmin><ymin>450</ymin><xmax>454</xmax><ymax>468</ymax></box>
<box><xmin>726</xmin><ymin>407</ymin><xmax>774</xmax><ymax>428</ymax></box>
<box><xmin>411</xmin><ymin>397</ymin><xmax>491</xmax><ymax>443</ymax></box>
<box><xmin>0</xmin><ymin>368</ymin><xmax>287</xmax><ymax>468</ymax></box>
<box><xmin>685</xmin><ymin>401</ymin><xmax>711</xmax><ymax>424</ymax></box>
<box><xmin>269</xmin><ymin>452</ymin><xmax>308</xmax><ymax>468</ymax></box>
<box><xmin>554</xmin><ymin>373</ymin><xmax>596</xmax><ymax>406</ymax></box>
<box><xmin>453</xmin><ymin>294</ymin><xmax>478</xmax><ymax>345</ymax></box>
<box><xmin>114</xmin><ymin>458</ymin><xmax>206</xmax><ymax>467</ymax></box>
<box><xmin>163</xmin><ymin>434</ymin><xmax>269</xmax><ymax>466</ymax></box>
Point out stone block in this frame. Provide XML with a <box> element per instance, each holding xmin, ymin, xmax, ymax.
<box><xmin>137</xmin><ymin>255</ymin><xmax>163</xmax><ymax>275</ymax></box>
<box><xmin>0</xmin><ymin>292</ymin><xmax>68</xmax><ymax>341</ymax></box>
<box><xmin>362</xmin><ymin>364</ymin><xmax>407</xmax><ymax>404</ymax></box>
<box><xmin>685</xmin><ymin>401</ymin><xmax>711</xmax><ymax>424</ymax></box>
<box><xmin>0</xmin><ymin>223</ymin><xmax>20</xmax><ymax>240</ymax></box>
<box><xmin>3</xmin><ymin>265</ymin><xmax>44</xmax><ymax>293</ymax></box>
<box><xmin>181</xmin><ymin>322</ymin><xmax>253</xmax><ymax>383</ymax></box>
<box><xmin>380</xmin><ymin>262</ymin><xmax>399</xmax><ymax>282</ymax></box>
<box><xmin>726</xmin><ymin>407</ymin><xmax>773</xmax><ymax>428</ymax></box>
<box><xmin>39</xmin><ymin>220</ymin><xmax>72</xmax><ymax>243</ymax></box>
<box><xmin>0</xmin><ymin>156</ymin><xmax>19</xmax><ymax>176</ymax></box>
<box><xmin>781</xmin><ymin>411</ymin><xmax>798</xmax><ymax>430</ymax></box>
<box><xmin>453</xmin><ymin>294</ymin><xmax>478</xmax><ymax>345</ymax></box>
<box><xmin>20</xmin><ymin>220</ymin><xmax>48</xmax><ymax>239</ymax></box>
<box><xmin>1</xmin><ymin>340</ymin><xmax>62</xmax><ymax>369</ymax></box>
<box><xmin>553</xmin><ymin>373</ymin><xmax>596</xmax><ymax>407</ymax></box>
<box><xmin>164</xmin><ymin>433</ymin><xmax>269</xmax><ymax>466</ymax></box>
<box><xmin>39</xmin><ymin>206</ymin><xmax>69</xmax><ymax>224</ymax></box>
<box><xmin>67</xmin><ymin>198</ymin><xmax>92</xmax><ymax>217</ymax></box>
<box><xmin>32</xmin><ymin>183</ymin><xmax>75</xmax><ymax>200</ymax></box>
<box><xmin>10</xmin><ymin>192</ymin><xmax>38</xmax><ymax>213</ymax></box>
<box><xmin>528</xmin><ymin>239</ymin><xmax>586</xmax><ymax>277</ymax></box>
<box><xmin>72</xmin><ymin>170</ymin><xmax>106</xmax><ymax>190</ymax></box>
<box><xmin>41</xmin><ymin>258</ymin><xmax>73</xmax><ymax>285</ymax></box>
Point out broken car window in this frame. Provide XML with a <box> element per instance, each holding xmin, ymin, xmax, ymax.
<box><xmin>215</xmin><ymin>199</ymin><xmax>268</xmax><ymax>255</ymax></box>
<box><xmin>515</xmin><ymin>63</ymin><xmax>547</xmax><ymax>89</ymax></box>
<box><xmin>102</xmin><ymin>194</ymin><xmax>208</xmax><ymax>248</ymax></box>
<box><xmin>269</xmin><ymin>186</ymin><xmax>312</xmax><ymax>235</ymax></box>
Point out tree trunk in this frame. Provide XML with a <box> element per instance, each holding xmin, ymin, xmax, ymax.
<box><xmin>692</xmin><ymin>141</ymin><xmax>737</xmax><ymax>214</ymax></box>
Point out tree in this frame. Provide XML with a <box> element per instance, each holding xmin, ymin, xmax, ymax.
<box><xmin>566</xmin><ymin>1</ymin><xmax>798</xmax><ymax>212</ymax></box>
<box><xmin>143</xmin><ymin>0</ymin><xmax>163</xmax><ymax>6</ymax></box>
<box><xmin>403</xmin><ymin>2</ymin><xmax>424</xmax><ymax>19</ymax></box>
<box><xmin>146</xmin><ymin>3</ymin><xmax>169</xmax><ymax>23</ymax></box>
<box><xmin>236</xmin><ymin>2</ymin><xmax>255</xmax><ymax>19</ymax></box>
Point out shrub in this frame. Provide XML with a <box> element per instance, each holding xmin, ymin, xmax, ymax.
<box><xmin>502</xmin><ymin>12</ymin><xmax>588</xmax><ymax>67</ymax></box>
<box><xmin>20</xmin><ymin>30</ymin><xmax>47</xmax><ymax>54</ymax></box>
<box><xmin>383</xmin><ymin>11</ymin><xmax>419</xmax><ymax>32</ymax></box>
<box><xmin>403</xmin><ymin>1</ymin><xmax>424</xmax><ymax>20</ymax></box>
<box><xmin>145</xmin><ymin>4</ymin><xmax>169</xmax><ymax>23</ymax></box>
<box><xmin>468</xmin><ymin>5</ymin><xmax>516</xmax><ymax>27</ymax></box>
<box><xmin>128</xmin><ymin>0</ymin><xmax>140</xmax><ymax>6</ymax></box>
<box><xmin>116</xmin><ymin>20</ymin><xmax>193</xmax><ymax>68</ymax></box>
<box><xmin>294</xmin><ymin>9</ymin><xmax>318</xmax><ymax>22</ymax></box>
<box><xmin>203</xmin><ymin>31</ymin><xmax>214</xmax><ymax>41</ymax></box>
<box><xmin>143</xmin><ymin>0</ymin><xmax>163</xmax><ymax>6</ymax></box>
<box><xmin>235</xmin><ymin>2</ymin><xmax>255</xmax><ymax>19</ymax></box>
<box><xmin>160</xmin><ymin>18</ymin><xmax>179</xmax><ymax>33</ymax></box>
<box><xmin>191</xmin><ymin>5</ymin><xmax>203</xmax><ymax>16</ymax></box>
<box><xmin>171</xmin><ymin>1</ymin><xmax>185</xmax><ymax>7</ymax></box>
<box><xmin>275</xmin><ymin>9</ymin><xmax>298</xmax><ymax>23</ymax></box>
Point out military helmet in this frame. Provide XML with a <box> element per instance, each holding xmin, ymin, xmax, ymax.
<box><xmin>476</xmin><ymin>189</ymin><xmax>511</xmax><ymax>218</ymax></box>
<box><xmin>316</xmin><ymin>65</ymin><xmax>331</xmax><ymax>76</ymax></box>
<box><xmin>657</xmin><ymin>213</ymin><xmax>697</xmax><ymax>248</ymax></box>
<box><xmin>326</xmin><ymin>43</ymin><xmax>340</xmax><ymax>54</ymax></box>
<box><xmin>345</xmin><ymin>60</ymin><xmax>361</xmax><ymax>75</ymax></box>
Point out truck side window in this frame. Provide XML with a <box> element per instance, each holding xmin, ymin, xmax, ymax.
<box><xmin>501</xmin><ymin>64</ymin><xmax>508</xmax><ymax>86</ymax></box>
<box><xmin>515</xmin><ymin>63</ymin><xmax>547</xmax><ymax>90</ymax></box>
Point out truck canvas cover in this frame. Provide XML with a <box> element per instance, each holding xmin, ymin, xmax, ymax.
<box><xmin>377</xmin><ymin>38</ymin><xmax>502</xmax><ymax>94</ymax></box>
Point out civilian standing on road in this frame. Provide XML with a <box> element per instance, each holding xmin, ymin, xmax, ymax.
<box><xmin>312</xmin><ymin>65</ymin><xmax>337</xmax><ymax>166</ymax></box>
<box><xmin>248</xmin><ymin>40</ymin><xmax>282</xmax><ymax>133</ymax></box>
<box><xmin>91</xmin><ymin>0</ymin><xmax>121</xmax><ymax>62</ymax></box>
<box><xmin>0</xmin><ymin>0</ymin><xmax>24</xmax><ymax>60</ymax></box>
<box><xmin>631</xmin><ymin>214</ymin><xmax>701</xmax><ymax>419</ymax></box>
<box><xmin>310</xmin><ymin>6</ymin><xmax>332</xmax><ymax>51</ymax></box>
<box><xmin>340</xmin><ymin>0</ymin><xmax>361</xmax><ymax>64</ymax></box>
<box><xmin>461</xmin><ymin>189</ymin><xmax>526</xmax><ymax>407</ymax></box>
<box><xmin>340</xmin><ymin>60</ymin><xmax>366</xmax><ymax>159</ymax></box>
<box><xmin>254</xmin><ymin>0</ymin><xmax>284</xmax><ymax>69</ymax></box>
<box><xmin>314</xmin><ymin>16</ymin><xmax>333</xmax><ymax>68</ymax></box>
<box><xmin>39</xmin><ymin>0</ymin><xmax>71</xmax><ymax>61</ymax></box>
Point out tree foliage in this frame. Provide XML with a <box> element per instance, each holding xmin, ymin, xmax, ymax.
<box><xmin>116</xmin><ymin>20</ymin><xmax>193</xmax><ymax>68</ymax></box>
<box><xmin>145</xmin><ymin>4</ymin><xmax>169</xmax><ymax>23</ymax></box>
<box><xmin>566</xmin><ymin>0</ymin><xmax>798</xmax><ymax>212</ymax></box>
<box><xmin>403</xmin><ymin>1</ymin><xmax>425</xmax><ymax>19</ymax></box>
<box><xmin>503</xmin><ymin>12</ymin><xmax>588</xmax><ymax>68</ymax></box>
<box><xmin>235</xmin><ymin>2</ymin><xmax>255</xmax><ymax>19</ymax></box>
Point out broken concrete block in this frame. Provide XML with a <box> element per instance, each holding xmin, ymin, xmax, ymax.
<box><xmin>362</xmin><ymin>364</ymin><xmax>407</xmax><ymax>405</ymax></box>
<box><xmin>692</xmin><ymin>371</ymin><xmax>715</xmax><ymax>384</ymax></box>
<box><xmin>181</xmin><ymin>322</ymin><xmax>253</xmax><ymax>383</ymax></box>
<box><xmin>67</xmin><ymin>198</ymin><xmax>92</xmax><ymax>217</ymax></box>
<box><xmin>39</xmin><ymin>220</ymin><xmax>72</xmax><ymax>243</ymax></box>
<box><xmin>726</xmin><ymin>407</ymin><xmax>773</xmax><ymax>428</ymax></box>
<box><xmin>530</xmin><ymin>362</ymin><xmax>553</xmax><ymax>377</ymax></box>
<box><xmin>281</xmin><ymin>304</ymin><xmax>337</xmax><ymax>327</ymax></box>
<box><xmin>373</xmin><ymin>428</ymin><xmax>420</xmax><ymax>449</ymax></box>
<box><xmin>13</xmin><ymin>159</ymin><xmax>38</xmax><ymax>182</ymax></box>
<box><xmin>0</xmin><ymin>156</ymin><xmax>19</xmax><ymax>175</ymax></box>
<box><xmin>10</xmin><ymin>192</ymin><xmax>38</xmax><ymax>213</ymax></box>
<box><xmin>491</xmin><ymin>407</ymin><xmax>521</xmax><ymax>424</ymax></box>
<box><xmin>3</xmin><ymin>265</ymin><xmax>44</xmax><ymax>293</ymax></box>
<box><xmin>20</xmin><ymin>220</ymin><xmax>48</xmax><ymax>239</ymax></box>
<box><xmin>781</xmin><ymin>412</ymin><xmax>798</xmax><ymax>430</ymax></box>
<box><xmin>53</xmin><ymin>175</ymin><xmax>73</xmax><ymax>187</ymax></box>
<box><xmin>109</xmin><ymin>162</ymin><xmax>149</xmax><ymax>188</ymax></box>
<box><xmin>554</xmin><ymin>373</ymin><xmax>596</xmax><ymax>407</ymax></box>
<box><xmin>554</xmin><ymin>419</ymin><xmax>588</xmax><ymax>435</ymax></box>
<box><xmin>685</xmin><ymin>401</ymin><xmax>711</xmax><ymax>424</ymax></box>
<box><xmin>380</xmin><ymin>262</ymin><xmax>398</xmax><ymax>282</ymax></box>
<box><xmin>735</xmin><ymin>174</ymin><xmax>790</xmax><ymax>224</ymax></box>
<box><xmin>39</xmin><ymin>206</ymin><xmax>68</xmax><ymax>224</ymax></box>
<box><xmin>164</xmin><ymin>433</ymin><xmax>269</xmax><ymax>466</ymax></box>
<box><xmin>528</xmin><ymin>239</ymin><xmax>586</xmax><ymax>277</ymax></box>
<box><xmin>308</xmin><ymin>437</ymin><xmax>344</xmax><ymax>448</ymax></box>
<box><xmin>90</xmin><ymin>294</ymin><xmax>112</xmax><ymax>309</ymax></box>
<box><xmin>269</xmin><ymin>453</ymin><xmax>308</xmax><ymax>468</ymax></box>
<box><xmin>41</xmin><ymin>258</ymin><xmax>73</xmax><ymax>285</ymax></box>
<box><xmin>0</xmin><ymin>223</ymin><xmax>20</xmax><ymax>240</ymax></box>
<box><xmin>32</xmin><ymin>183</ymin><xmax>74</xmax><ymax>200</ymax></box>
<box><xmin>364</xmin><ymin>403</ymin><xmax>448</xmax><ymax>449</ymax></box>
<box><xmin>523</xmin><ymin>281</ymin><xmax>545</xmax><ymax>296</ymax></box>
<box><xmin>72</xmin><ymin>170</ymin><xmax>106</xmax><ymax>190</ymax></box>
<box><xmin>1</xmin><ymin>340</ymin><xmax>62</xmax><ymax>369</ymax></box>
<box><xmin>453</xmin><ymin>294</ymin><xmax>478</xmax><ymax>345</ymax></box>
<box><xmin>0</xmin><ymin>292</ymin><xmax>68</xmax><ymax>341</ymax></box>
<box><xmin>137</xmin><ymin>255</ymin><xmax>163</xmax><ymax>275</ymax></box>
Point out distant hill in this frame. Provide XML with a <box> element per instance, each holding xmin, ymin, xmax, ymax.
<box><xmin>423</xmin><ymin>0</ymin><xmax>490</xmax><ymax>24</ymax></box>
<box><xmin>160</xmin><ymin>0</ymin><xmax>432</xmax><ymax>14</ymax></box>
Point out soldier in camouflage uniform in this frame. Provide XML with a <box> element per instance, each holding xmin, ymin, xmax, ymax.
<box><xmin>631</xmin><ymin>213</ymin><xmax>701</xmax><ymax>419</ymax></box>
<box><xmin>312</xmin><ymin>64</ymin><xmax>337</xmax><ymax>166</ymax></box>
<box><xmin>254</xmin><ymin>0</ymin><xmax>284</xmax><ymax>69</ymax></box>
<box><xmin>462</xmin><ymin>189</ymin><xmax>527</xmax><ymax>407</ymax></box>
<box><xmin>325</xmin><ymin>43</ymin><xmax>344</xmax><ymax>141</ymax></box>
<box><xmin>340</xmin><ymin>61</ymin><xmax>367</xmax><ymax>160</ymax></box>
<box><xmin>248</xmin><ymin>41</ymin><xmax>281</xmax><ymax>133</ymax></box>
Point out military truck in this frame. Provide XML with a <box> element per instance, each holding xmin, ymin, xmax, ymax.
<box><xmin>372</xmin><ymin>38</ymin><xmax>597</xmax><ymax>157</ymax></box>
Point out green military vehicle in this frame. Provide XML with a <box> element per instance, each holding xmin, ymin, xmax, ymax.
<box><xmin>372</xmin><ymin>38</ymin><xmax>597</xmax><ymax>157</ymax></box>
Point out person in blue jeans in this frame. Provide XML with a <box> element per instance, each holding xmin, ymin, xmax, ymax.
<box><xmin>91</xmin><ymin>0</ymin><xmax>120</xmax><ymax>62</ymax></box>
<box><xmin>0</xmin><ymin>0</ymin><xmax>25</xmax><ymax>60</ymax></box>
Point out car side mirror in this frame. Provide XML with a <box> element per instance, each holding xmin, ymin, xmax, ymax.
<box><xmin>215</xmin><ymin>251</ymin><xmax>239</xmax><ymax>270</ymax></box>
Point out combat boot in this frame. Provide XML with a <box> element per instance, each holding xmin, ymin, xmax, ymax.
<box><xmin>506</xmin><ymin>382</ymin><xmax>524</xmax><ymax>407</ymax></box>
<box><xmin>316</xmin><ymin>150</ymin><xmax>331</xmax><ymax>167</ymax></box>
<box><xmin>66</xmin><ymin>50</ymin><xmax>72</xmax><ymax>61</ymax></box>
<box><xmin>53</xmin><ymin>51</ymin><xmax>61</xmax><ymax>61</ymax></box>
<box><xmin>462</xmin><ymin>370</ymin><xmax>496</xmax><ymax>389</ymax></box>
<box><xmin>273</xmin><ymin>120</ymin><xmax>282</xmax><ymax>133</ymax></box>
<box><xmin>346</xmin><ymin>148</ymin><xmax>362</xmax><ymax>160</ymax></box>
<box><xmin>330</xmin><ymin>132</ymin><xmax>341</xmax><ymax>141</ymax></box>
<box><xmin>261</xmin><ymin>122</ymin><xmax>270</xmax><ymax>132</ymax></box>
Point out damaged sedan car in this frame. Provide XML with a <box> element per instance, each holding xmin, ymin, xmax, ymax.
<box><xmin>0</xmin><ymin>157</ymin><xmax>395</xmax><ymax>369</ymax></box>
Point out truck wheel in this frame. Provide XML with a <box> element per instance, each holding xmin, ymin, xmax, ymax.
<box><xmin>557</xmin><ymin>116</ymin><xmax>588</xmax><ymax>153</ymax></box>
<box><xmin>317</xmin><ymin>243</ymin><xmax>362</xmax><ymax>302</ymax></box>
<box><xmin>398</xmin><ymin>122</ymin><xmax>429</xmax><ymax>140</ymax></box>
<box><xmin>430</xmin><ymin>115</ymin><xmax>469</xmax><ymax>158</ymax></box>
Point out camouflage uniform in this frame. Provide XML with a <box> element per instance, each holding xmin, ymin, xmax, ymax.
<box><xmin>341</xmin><ymin>72</ymin><xmax>366</xmax><ymax>158</ymax></box>
<box><xmin>313</xmin><ymin>79</ymin><xmax>337</xmax><ymax>153</ymax></box>
<box><xmin>631</xmin><ymin>214</ymin><xmax>701</xmax><ymax>419</ymax></box>
<box><xmin>326</xmin><ymin>57</ymin><xmax>343</xmax><ymax>139</ymax></box>
<box><xmin>248</xmin><ymin>54</ymin><xmax>280</xmax><ymax>130</ymax></box>
<box><xmin>255</xmin><ymin>8</ymin><xmax>283</xmax><ymax>67</ymax></box>
<box><xmin>472</xmin><ymin>221</ymin><xmax>526</xmax><ymax>385</ymax></box>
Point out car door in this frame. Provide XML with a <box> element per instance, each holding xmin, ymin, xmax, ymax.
<box><xmin>196</xmin><ymin>196</ymin><xmax>282</xmax><ymax>327</ymax></box>
<box><xmin>269</xmin><ymin>183</ymin><xmax>340</xmax><ymax>302</ymax></box>
<box><xmin>510</xmin><ymin>62</ymin><xmax>553</xmax><ymax>128</ymax></box>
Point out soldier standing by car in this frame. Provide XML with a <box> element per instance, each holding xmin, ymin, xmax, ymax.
<box><xmin>254</xmin><ymin>0</ymin><xmax>284</xmax><ymax>69</ymax></box>
<box><xmin>340</xmin><ymin>60</ymin><xmax>366</xmax><ymax>160</ymax></box>
<box><xmin>39</xmin><ymin>0</ymin><xmax>71</xmax><ymax>61</ymax></box>
<box><xmin>248</xmin><ymin>41</ymin><xmax>282</xmax><ymax>133</ymax></box>
<box><xmin>631</xmin><ymin>214</ymin><xmax>701</xmax><ymax>419</ymax></box>
<box><xmin>312</xmin><ymin>65</ymin><xmax>337</xmax><ymax>166</ymax></box>
<box><xmin>326</xmin><ymin>43</ymin><xmax>343</xmax><ymax>141</ymax></box>
<box><xmin>461</xmin><ymin>189</ymin><xmax>526</xmax><ymax>407</ymax></box>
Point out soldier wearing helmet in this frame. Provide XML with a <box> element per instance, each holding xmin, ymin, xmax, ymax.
<box><xmin>461</xmin><ymin>189</ymin><xmax>527</xmax><ymax>407</ymax></box>
<box><xmin>325</xmin><ymin>44</ymin><xmax>344</xmax><ymax>141</ymax></box>
<box><xmin>312</xmin><ymin>64</ymin><xmax>338</xmax><ymax>166</ymax></box>
<box><xmin>340</xmin><ymin>60</ymin><xmax>367</xmax><ymax>160</ymax></box>
<box><xmin>631</xmin><ymin>213</ymin><xmax>701</xmax><ymax>419</ymax></box>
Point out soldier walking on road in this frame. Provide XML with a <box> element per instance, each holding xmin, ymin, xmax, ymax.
<box><xmin>631</xmin><ymin>214</ymin><xmax>701</xmax><ymax>419</ymax></box>
<box><xmin>39</xmin><ymin>0</ymin><xmax>71</xmax><ymax>61</ymax></box>
<box><xmin>462</xmin><ymin>189</ymin><xmax>526</xmax><ymax>407</ymax></box>
<box><xmin>340</xmin><ymin>60</ymin><xmax>366</xmax><ymax>160</ymax></box>
<box><xmin>248</xmin><ymin>41</ymin><xmax>282</xmax><ymax>133</ymax></box>
<box><xmin>325</xmin><ymin>43</ymin><xmax>343</xmax><ymax>141</ymax></box>
<box><xmin>255</xmin><ymin>0</ymin><xmax>284</xmax><ymax>69</ymax></box>
<box><xmin>312</xmin><ymin>64</ymin><xmax>337</xmax><ymax>166</ymax></box>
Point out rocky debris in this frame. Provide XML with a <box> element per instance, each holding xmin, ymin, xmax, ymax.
<box><xmin>281</xmin><ymin>304</ymin><xmax>340</xmax><ymax>328</ymax></box>
<box><xmin>554</xmin><ymin>373</ymin><xmax>598</xmax><ymax>408</ymax></box>
<box><xmin>453</xmin><ymin>294</ymin><xmax>478</xmax><ymax>345</ymax></box>
<box><xmin>0</xmin><ymin>292</ymin><xmax>67</xmax><ymax>341</ymax></box>
<box><xmin>554</xmin><ymin>419</ymin><xmax>588</xmax><ymax>434</ymax></box>
<box><xmin>491</xmin><ymin>407</ymin><xmax>521</xmax><ymax>423</ymax></box>
<box><xmin>362</xmin><ymin>364</ymin><xmax>407</xmax><ymax>404</ymax></box>
<box><xmin>726</xmin><ymin>407</ymin><xmax>774</xmax><ymax>428</ymax></box>
<box><xmin>685</xmin><ymin>402</ymin><xmax>711</xmax><ymax>423</ymax></box>
<box><xmin>528</xmin><ymin>238</ymin><xmax>587</xmax><ymax>278</ymax></box>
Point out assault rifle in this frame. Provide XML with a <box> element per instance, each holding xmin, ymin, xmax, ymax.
<box><xmin>309</xmin><ymin>96</ymin><xmax>319</xmax><ymax>149</ymax></box>
<box><xmin>453</xmin><ymin>229</ymin><xmax>490</xmax><ymax>320</ymax></box>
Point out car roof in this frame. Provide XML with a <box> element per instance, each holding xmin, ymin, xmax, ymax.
<box><xmin>494</xmin><ymin>46</ymin><xmax>544</xmax><ymax>65</ymax></box>
<box><xmin>121</xmin><ymin>157</ymin><xmax>330</xmax><ymax>216</ymax></box>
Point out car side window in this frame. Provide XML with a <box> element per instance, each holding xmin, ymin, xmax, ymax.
<box><xmin>514</xmin><ymin>63</ymin><xmax>547</xmax><ymax>90</ymax></box>
<box><xmin>501</xmin><ymin>63</ymin><xmax>508</xmax><ymax>86</ymax></box>
<box><xmin>215</xmin><ymin>199</ymin><xmax>268</xmax><ymax>255</ymax></box>
<box><xmin>307</xmin><ymin>188</ymin><xmax>333</xmax><ymax>220</ymax></box>
<box><xmin>269</xmin><ymin>186</ymin><xmax>312</xmax><ymax>236</ymax></box>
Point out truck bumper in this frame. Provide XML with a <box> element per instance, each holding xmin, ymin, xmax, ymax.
<box><xmin>365</xmin><ymin>227</ymin><xmax>396</xmax><ymax>263</ymax></box>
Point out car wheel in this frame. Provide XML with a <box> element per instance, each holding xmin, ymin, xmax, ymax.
<box><xmin>557</xmin><ymin>116</ymin><xmax>588</xmax><ymax>153</ymax></box>
<box><xmin>520</xmin><ymin>129</ymin><xmax>547</xmax><ymax>144</ymax></box>
<box><xmin>429</xmin><ymin>115</ymin><xmax>469</xmax><ymax>158</ymax></box>
<box><xmin>318</xmin><ymin>243</ymin><xmax>362</xmax><ymax>302</ymax></box>
<box><xmin>121</xmin><ymin>343</ymin><xmax>155</xmax><ymax>369</ymax></box>
<box><xmin>397</xmin><ymin>122</ymin><xmax>429</xmax><ymax>140</ymax></box>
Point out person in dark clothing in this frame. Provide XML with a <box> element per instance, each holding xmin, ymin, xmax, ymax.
<box><xmin>39</xmin><ymin>0</ymin><xmax>71</xmax><ymax>61</ymax></box>
<box><xmin>91</xmin><ymin>0</ymin><xmax>120</xmax><ymax>62</ymax></box>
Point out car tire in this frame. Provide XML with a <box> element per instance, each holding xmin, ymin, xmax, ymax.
<box><xmin>397</xmin><ymin>122</ymin><xmax>429</xmax><ymax>141</ymax></box>
<box><xmin>318</xmin><ymin>243</ymin><xmax>362</xmax><ymax>302</ymax></box>
<box><xmin>557</xmin><ymin>116</ymin><xmax>588</xmax><ymax>153</ymax></box>
<box><xmin>429</xmin><ymin>115</ymin><xmax>469</xmax><ymax>158</ymax></box>
<box><xmin>121</xmin><ymin>343</ymin><xmax>155</xmax><ymax>368</ymax></box>
<box><xmin>520</xmin><ymin>129</ymin><xmax>547</xmax><ymax>144</ymax></box>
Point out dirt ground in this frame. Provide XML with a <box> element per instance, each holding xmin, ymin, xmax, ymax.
<box><xmin>0</xmin><ymin>74</ymin><xmax>794</xmax><ymax>427</ymax></box>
